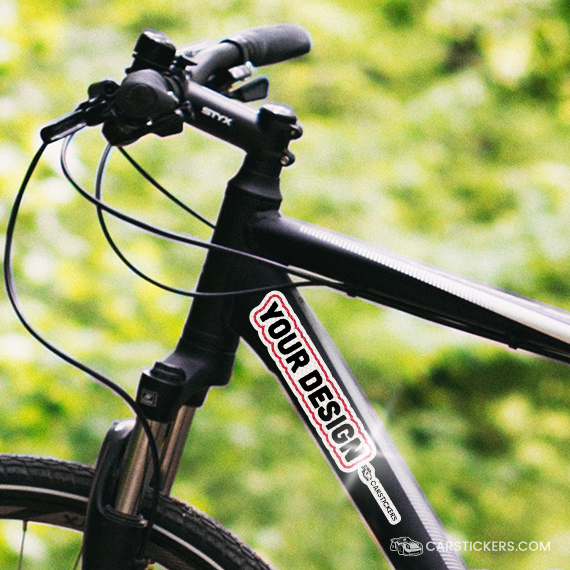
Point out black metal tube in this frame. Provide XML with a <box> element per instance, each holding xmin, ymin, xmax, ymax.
<box><xmin>251</xmin><ymin>214</ymin><xmax>570</xmax><ymax>365</ymax></box>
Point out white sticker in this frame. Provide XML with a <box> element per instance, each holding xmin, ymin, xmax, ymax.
<box><xmin>250</xmin><ymin>291</ymin><xmax>376</xmax><ymax>472</ymax></box>
<box><xmin>251</xmin><ymin>292</ymin><xmax>401</xmax><ymax>524</ymax></box>
<box><xmin>359</xmin><ymin>463</ymin><xmax>401</xmax><ymax>525</ymax></box>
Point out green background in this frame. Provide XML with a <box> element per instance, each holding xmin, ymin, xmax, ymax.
<box><xmin>1</xmin><ymin>0</ymin><xmax>570</xmax><ymax>568</ymax></box>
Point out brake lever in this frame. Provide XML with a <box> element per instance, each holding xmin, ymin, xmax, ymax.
<box><xmin>40</xmin><ymin>79</ymin><xmax>119</xmax><ymax>143</ymax></box>
<box><xmin>227</xmin><ymin>75</ymin><xmax>270</xmax><ymax>102</ymax></box>
<box><xmin>205</xmin><ymin>62</ymin><xmax>270</xmax><ymax>102</ymax></box>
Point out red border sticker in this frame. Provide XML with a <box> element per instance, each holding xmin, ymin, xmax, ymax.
<box><xmin>250</xmin><ymin>291</ymin><xmax>376</xmax><ymax>472</ymax></box>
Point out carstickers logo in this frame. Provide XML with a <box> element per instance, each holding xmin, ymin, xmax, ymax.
<box><xmin>250</xmin><ymin>292</ymin><xmax>401</xmax><ymax>525</ymax></box>
<box><xmin>390</xmin><ymin>537</ymin><xmax>424</xmax><ymax>556</ymax></box>
<box><xmin>359</xmin><ymin>464</ymin><xmax>401</xmax><ymax>524</ymax></box>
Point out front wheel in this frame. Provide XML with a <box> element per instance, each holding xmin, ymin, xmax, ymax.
<box><xmin>0</xmin><ymin>454</ymin><xmax>274</xmax><ymax>570</ymax></box>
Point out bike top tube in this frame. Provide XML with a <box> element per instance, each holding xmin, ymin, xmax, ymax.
<box><xmin>250</xmin><ymin>213</ymin><xmax>570</xmax><ymax>366</ymax></box>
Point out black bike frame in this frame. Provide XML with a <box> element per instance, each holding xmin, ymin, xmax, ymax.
<box><xmin>152</xmin><ymin>142</ymin><xmax>570</xmax><ymax>570</ymax></box>
<box><xmin>76</xmin><ymin>63</ymin><xmax>570</xmax><ymax>567</ymax></box>
<box><xmin>28</xmin><ymin>29</ymin><xmax>570</xmax><ymax>570</ymax></box>
<box><xmin>244</xmin><ymin>217</ymin><xmax>570</xmax><ymax>570</ymax></box>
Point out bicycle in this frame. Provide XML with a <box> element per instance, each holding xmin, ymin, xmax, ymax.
<box><xmin>2</xmin><ymin>23</ymin><xmax>568</xmax><ymax>570</ymax></box>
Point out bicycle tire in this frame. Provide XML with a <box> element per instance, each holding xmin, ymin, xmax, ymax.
<box><xmin>0</xmin><ymin>454</ymin><xmax>274</xmax><ymax>570</ymax></box>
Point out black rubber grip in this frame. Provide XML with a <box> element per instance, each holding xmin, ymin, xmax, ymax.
<box><xmin>222</xmin><ymin>24</ymin><xmax>312</xmax><ymax>67</ymax></box>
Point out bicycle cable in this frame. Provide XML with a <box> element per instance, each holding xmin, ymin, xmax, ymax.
<box><xmin>118</xmin><ymin>147</ymin><xmax>216</xmax><ymax>230</ymax></box>
<box><xmin>60</xmin><ymin>135</ymin><xmax>346</xmax><ymax>296</ymax></box>
<box><xmin>95</xmin><ymin>142</ymin><xmax>322</xmax><ymax>297</ymax></box>
<box><xmin>3</xmin><ymin>142</ymin><xmax>163</xmax><ymax>559</ymax></box>
<box><xmin>5</xmin><ymin>134</ymin><xmax>348</xmax><ymax>563</ymax></box>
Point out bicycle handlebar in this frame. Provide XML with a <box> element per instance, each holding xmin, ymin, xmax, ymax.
<box><xmin>40</xmin><ymin>24</ymin><xmax>312</xmax><ymax>151</ymax></box>
<box><xmin>223</xmin><ymin>24</ymin><xmax>313</xmax><ymax>67</ymax></box>
<box><xmin>185</xmin><ymin>24</ymin><xmax>312</xmax><ymax>84</ymax></box>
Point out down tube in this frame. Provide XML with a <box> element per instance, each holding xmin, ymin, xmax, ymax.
<box><xmin>238</xmin><ymin>287</ymin><xmax>468</xmax><ymax>570</ymax></box>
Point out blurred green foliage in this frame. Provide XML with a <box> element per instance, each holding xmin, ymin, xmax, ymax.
<box><xmin>1</xmin><ymin>0</ymin><xmax>570</xmax><ymax>568</ymax></box>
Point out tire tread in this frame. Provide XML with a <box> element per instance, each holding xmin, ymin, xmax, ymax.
<box><xmin>0</xmin><ymin>454</ymin><xmax>274</xmax><ymax>570</ymax></box>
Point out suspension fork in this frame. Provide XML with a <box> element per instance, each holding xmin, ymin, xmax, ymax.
<box><xmin>115</xmin><ymin>405</ymin><xmax>196</xmax><ymax>515</ymax></box>
<box><xmin>80</xmin><ymin>204</ymin><xmax>245</xmax><ymax>569</ymax></box>
<box><xmin>82</xmin><ymin>340</ymin><xmax>237</xmax><ymax>570</ymax></box>
<box><xmin>80</xmin><ymin>408</ymin><xmax>197</xmax><ymax>570</ymax></box>
<box><xmin>109</xmin><ymin>101</ymin><xmax>299</xmax><ymax>514</ymax></box>
<box><xmin>82</xmin><ymin>104</ymin><xmax>296</xmax><ymax>568</ymax></box>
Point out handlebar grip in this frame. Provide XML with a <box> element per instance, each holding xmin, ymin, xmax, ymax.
<box><xmin>222</xmin><ymin>24</ymin><xmax>312</xmax><ymax>67</ymax></box>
